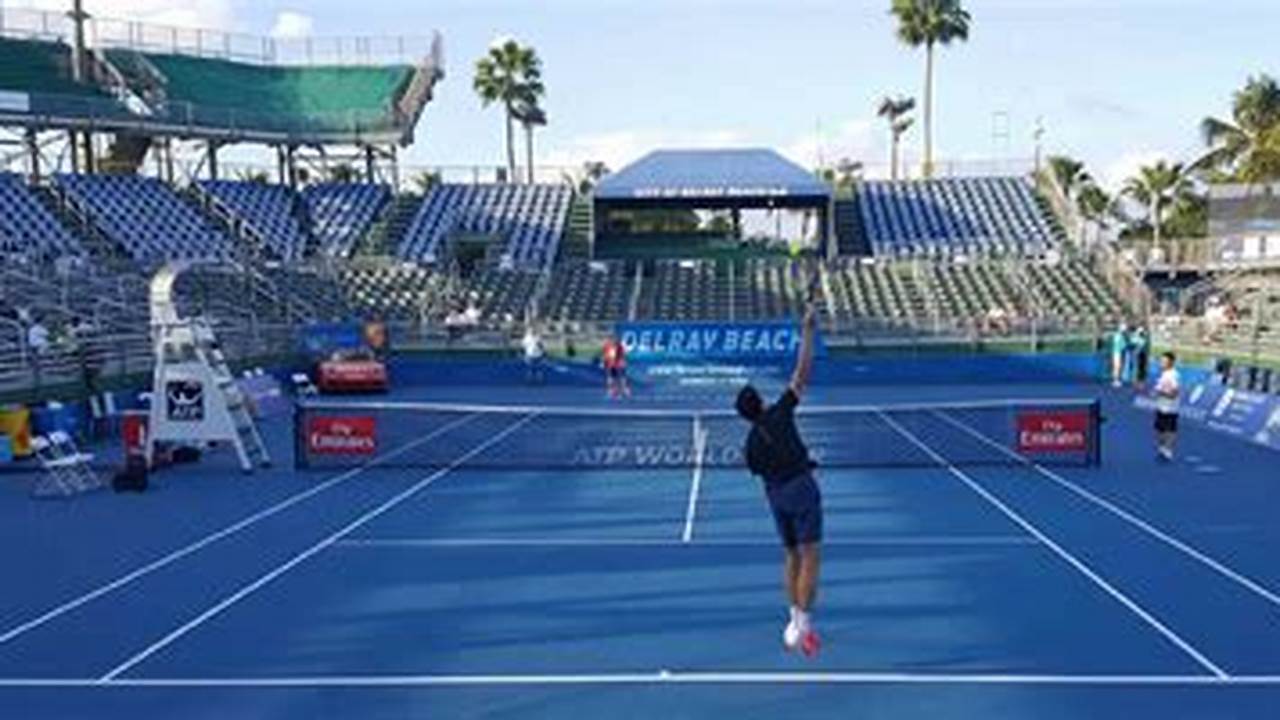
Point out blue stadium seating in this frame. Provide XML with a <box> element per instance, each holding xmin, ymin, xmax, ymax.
<box><xmin>196</xmin><ymin>180</ymin><xmax>307</xmax><ymax>260</ymax></box>
<box><xmin>55</xmin><ymin>174</ymin><xmax>232</xmax><ymax>262</ymax></box>
<box><xmin>302</xmin><ymin>183</ymin><xmax>392</xmax><ymax>258</ymax></box>
<box><xmin>398</xmin><ymin>183</ymin><xmax>572</xmax><ymax>268</ymax></box>
<box><xmin>0</xmin><ymin>173</ymin><xmax>83</xmax><ymax>260</ymax></box>
<box><xmin>857</xmin><ymin>177</ymin><xmax>1059</xmax><ymax>257</ymax></box>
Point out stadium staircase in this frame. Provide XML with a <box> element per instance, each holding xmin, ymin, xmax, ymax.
<box><xmin>561</xmin><ymin>194</ymin><xmax>594</xmax><ymax>260</ymax></box>
<box><xmin>834</xmin><ymin>199</ymin><xmax>869</xmax><ymax>256</ymax></box>
<box><xmin>356</xmin><ymin>192</ymin><xmax>423</xmax><ymax>257</ymax></box>
<box><xmin>301</xmin><ymin>183</ymin><xmax>391</xmax><ymax>259</ymax></box>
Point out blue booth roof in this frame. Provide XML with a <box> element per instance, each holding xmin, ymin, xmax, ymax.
<box><xmin>594</xmin><ymin>148</ymin><xmax>830</xmax><ymax>202</ymax></box>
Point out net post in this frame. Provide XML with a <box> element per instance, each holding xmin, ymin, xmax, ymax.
<box><xmin>293</xmin><ymin>400</ymin><xmax>307</xmax><ymax>471</ymax></box>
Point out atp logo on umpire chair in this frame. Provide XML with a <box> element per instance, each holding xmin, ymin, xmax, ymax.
<box><xmin>166</xmin><ymin>380</ymin><xmax>206</xmax><ymax>422</ymax></box>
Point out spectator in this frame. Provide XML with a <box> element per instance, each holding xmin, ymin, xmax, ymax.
<box><xmin>1132</xmin><ymin>326</ymin><xmax>1151</xmax><ymax>390</ymax></box>
<box><xmin>26</xmin><ymin>317</ymin><xmax>50</xmax><ymax>359</ymax></box>
<box><xmin>1109</xmin><ymin>323</ymin><xmax>1129</xmax><ymax>388</ymax></box>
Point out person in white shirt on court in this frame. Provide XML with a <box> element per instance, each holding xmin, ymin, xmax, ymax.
<box><xmin>521</xmin><ymin>325</ymin><xmax>546</xmax><ymax>385</ymax></box>
<box><xmin>1152</xmin><ymin>351</ymin><xmax>1181</xmax><ymax>462</ymax></box>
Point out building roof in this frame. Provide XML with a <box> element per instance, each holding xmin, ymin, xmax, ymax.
<box><xmin>594</xmin><ymin>148</ymin><xmax>830</xmax><ymax>202</ymax></box>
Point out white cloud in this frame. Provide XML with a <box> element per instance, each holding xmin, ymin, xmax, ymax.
<box><xmin>1099</xmin><ymin>149</ymin><xmax>1169</xmax><ymax>193</ymax></box>
<box><xmin>780</xmin><ymin>119</ymin><xmax>880</xmax><ymax>174</ymax></box>
<box><xmin>542</xmin><ymin>128</ymin><xmax>752</xmax><ymax>172</ymax></box>
<box><xmin>8</xmin><ymin>0</ymin><xmax>234</xmax><ymax>31</ymax></box>
<box><xmin>270</xmin><ymin>11</ymin><xmax>314</xmax><ymax>40</ymax></box>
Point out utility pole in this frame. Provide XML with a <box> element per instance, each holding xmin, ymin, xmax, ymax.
<box><xmin>68</xmin><ymin>0</ymin><xmax>94</xmax><ymax>173</ymax></box>
<box><xmin>1033</xmin><ymin>116</ymin><xmax>1045</xmax><ymax>178</ymax></box>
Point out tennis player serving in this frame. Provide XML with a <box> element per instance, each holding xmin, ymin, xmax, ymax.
<box><xmin>735</xmin><ymin>296</ymin><xmax>822</xmax><ymax>657</ymax></box>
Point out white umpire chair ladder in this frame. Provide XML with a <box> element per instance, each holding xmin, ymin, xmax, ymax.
<box><xmin>145</xmin><ymin>263</ymin><xmax>271</xmax><ymax>473</ymax></box>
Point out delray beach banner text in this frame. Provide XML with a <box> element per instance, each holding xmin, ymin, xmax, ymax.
<box><xmin>617</xmin><ymin>322</ymin><xmax>824</xmax><ymax>361</ymax></box>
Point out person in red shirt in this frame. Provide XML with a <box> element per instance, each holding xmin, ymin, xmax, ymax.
<box><xmin>602</xmin><ymin>334</ymin><xmax>630</xmax><ymax>398</ymax></box>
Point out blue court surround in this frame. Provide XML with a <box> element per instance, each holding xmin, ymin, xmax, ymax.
<box><xmin>1</xmin><ymin>372</ymin><xmax>1279</xmax><ymax>718</ymax></box>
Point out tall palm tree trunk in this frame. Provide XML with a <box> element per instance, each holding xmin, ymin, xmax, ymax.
<box><xmin>890</xmin><ymin>134</ymin><xmax>900</xmax><ymax>181</ymax></box>
<box><xmin>504</xmin><ymin>105</ymin><xmax>516</xmax><ymax>182</ymax></box>
<box><xmin>1152</xmin><ymin>197</ymin><xmax>1164</xmax><ymax>262</ymax></box>
<box><xmin>525</xmin><ymin>123</ymin><xmax>535</xmax><ymax>185</ymax></box>
<box><xmin>923</xmin><ymin>42</ymin><xmax>935</xmax><ymax>179</ymax></box>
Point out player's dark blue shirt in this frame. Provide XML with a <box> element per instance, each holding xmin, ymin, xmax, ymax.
<box><xmin>744</xmin><ymin>388</ymin><xmax>813</xmax><ymax>484</ymax></box>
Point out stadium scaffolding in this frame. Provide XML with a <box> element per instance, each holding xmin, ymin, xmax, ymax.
<box><xmin>0</xmin><ymin>5</ymin><xmax>443</xmax><ymax>184</ymax></box>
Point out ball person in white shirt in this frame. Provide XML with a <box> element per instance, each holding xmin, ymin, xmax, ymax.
<box><xmin>1152</xmin><ymin>351</ymin><xmax>1181</xmax><ymax>462</ymax></box>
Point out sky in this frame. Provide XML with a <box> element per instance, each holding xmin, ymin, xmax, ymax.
<box><xmin>4</xmin><ymin>0</ymin><xmax>1279</xmax><ymax>190</ymax></box>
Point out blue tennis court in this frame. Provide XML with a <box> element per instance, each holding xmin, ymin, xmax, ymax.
<box><xmin>2</xmin><ymin>378</ymin><xmax>1280</xmax><ymax>719</ymax></box>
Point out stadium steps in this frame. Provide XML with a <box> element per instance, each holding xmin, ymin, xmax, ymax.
<box><xmin>834</xmin><ymin>199</ymin><xmax>869</xmax><ymax>256</ymax></box>
<box><xmin>892</xmin><ymin>264</ymin><xmax>929</xmax><ymax>318</ymax></box>
<box><xmin>179</xmin><ymin>187</ymin><xmax>257</xmax><ymax>260</ymax></box>
<box><xmin>33</xmin><ymin>184</ymin><xmax>133</xmax><ymax>271</ymax></box>
<box><xmin>561</xmin><ymin>194</ymin><xmax>594</xmax><ymax>260</ymax></box>
<box><xmin>359</xmin><ymin>193</ymin><xmax>424</xmax><ymax>257</ymax></box>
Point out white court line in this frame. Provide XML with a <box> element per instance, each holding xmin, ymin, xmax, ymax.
<box><xmin>0</xmin><ymin>413</ymin><xmax>480</xmax><ymax>648</ymax></box>
<box><xmin>2</xmin><ymin>672</ymin><xmax>1280</xmax><ymax>688</ymax></box>
<box><xmin>333</xmin><ymin>536</ymin><xmax>1040</xmax><ymax>549</ymax></box>
<box><xmin>98</xmin><ymin>413</ymin><xmax>538</xmax><ymax>682</ymax></box>
<box><xmin>681</xmin><ymin>415</ymin><xmax>707</xmax><ymax>543</ymax></box>
<box><xmin>875</xmin><ymin>411</ymin><xmax>1229</xmax><ymax>680</ymax></box>
<box><xmin>934</xmin><ymin>409</ymin><xmax>1280</xmax><ymax>612</ymax></box>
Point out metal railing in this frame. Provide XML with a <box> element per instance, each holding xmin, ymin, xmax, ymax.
<box><xmin>1153</xmin><ymin>316</ymin><xmax>1280</xmax><ymax>366</ymax></box>
<box><xmin>0</xmin><ymin>7</ymin><xmax>440</xmax><ymax>67</ymax></box>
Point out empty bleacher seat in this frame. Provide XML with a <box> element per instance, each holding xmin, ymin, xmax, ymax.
<box><xmin>856</xmin><ymin>177</ymin><xmax>1060</xmax><ymax>258</ymax></box>
<box><xmin>197</xmin><ymin>180</ymin><xmax>307</xmax><ymax>260</ymax></box>
<box><xmin>302</xmin><ymin>183</ymin><xmax>391</xmax><ymax>258</ymax></box>
<box><xmin>55</xmin><ymin>174</ymin><xmax>232</xmax><ymax>262</ymax></box>
<box><xmin>0</xmin><ymin>174</ymin><xmax>83</xmax><ymax>260</ymax></box>
<box><xmin>398</xmin><ymin>183</ymin><xmax>573</xmax><ymax>269</ymax></box>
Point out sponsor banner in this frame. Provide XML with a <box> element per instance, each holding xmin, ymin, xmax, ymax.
<box><xmin>1204</xmin><ymin>387</ymin><xmax>1274</xmax><ymax>439</ymax></box>
<box><xmin>1254</xmin><ymin>404</ymin><xmax>1280</xmax><ymax>451</ymax></box>
<box><xmin>165</xmin><ymin>380</ymin><xmax>205</xmax><ymax>422</ymax></box>
<box><xmin>307</xmin><ymin>416</ymin><xmax>377</xmax><ymax>455</ymax></box>
<box><xmin>1016</xmin><ymin>410</ymin><xmax>1091</xmax><ymax>454</ymax></box>
<box><xmin>300</xmin><ymin>322</ymin><xmax>391</xmax><ymax>359</ymax></box>
<box><xmin>1136</xmin><ymin>384</ymin><xmax>1280</xmax><ymax>452</ymax></box>
<box><xmin>568</xmin><ymin>440</ymin><xmax>828</xmax><ymax>468</ymax></box>
<box><xmin>617</xmin><ymin>322</ymin><xmax>825</xmax><ymax>362</ymax></box>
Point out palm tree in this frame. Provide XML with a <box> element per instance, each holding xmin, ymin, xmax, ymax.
<box><xmin>474</xmin><ymin>38</ymin><xmax>545</xmax><ymax>182</ymax></box>
<box><xmin>412</xmin><ymin>170</ymin><xmax>441</xmax><ymax>195</ymax></box>
<box><xmin>576</xmin><ymin>161</ymin><xmax>609</xmax><ymax>194</ymax></box>
<box><xmin>1122</xmin><ymin>161</ymin><xmax>1191</xmax><ymax>247</ymax></box>
<box><xmin>1076</xmin><ymin>183</ymin><xmax>1112</xmax><ymax>224</ymax></box>
<box><xmin>326</xmin><ymin>163</ymin><xmax>359</xmax><ymax>183</ymax></box>
<box><xmin>835</xmin><ymin>157</ymin><xmax>864</xmax><ymax>187</ymax></box>
<box><xmin>890</xmin><ymin>0</ymin><xmax>971</xmax><ymax>179</ymax></box>
<box><xmin>513</xmin><ymin>100</ymin><xmax>547</xmax><ymax>185</ymax></box>
<box><xmin>877</xmin><ymin>96</ymin><xmax>916</xmax><ymax>180</ymax></box>
<box><xmin>1046</xmin><ymin>155</ymin><xmax>1091</xmax><ymax>201</ymax></box>
<box><xmin>1199</xmin><ymin>74</ymin><xmax>1280</xmax><ymax>183</ymax></box>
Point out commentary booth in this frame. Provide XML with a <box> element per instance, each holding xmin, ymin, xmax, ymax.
<box><xmin>591</xmin><ymin>148</ymin><xmax>836</xmax><ymax>260</ymax></box>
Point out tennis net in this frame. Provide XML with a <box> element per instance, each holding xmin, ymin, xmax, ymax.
<box><xmin>293</xmin><ymin>397</ymin><xmax>1102</xmax><ymax>472</ymax></box>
